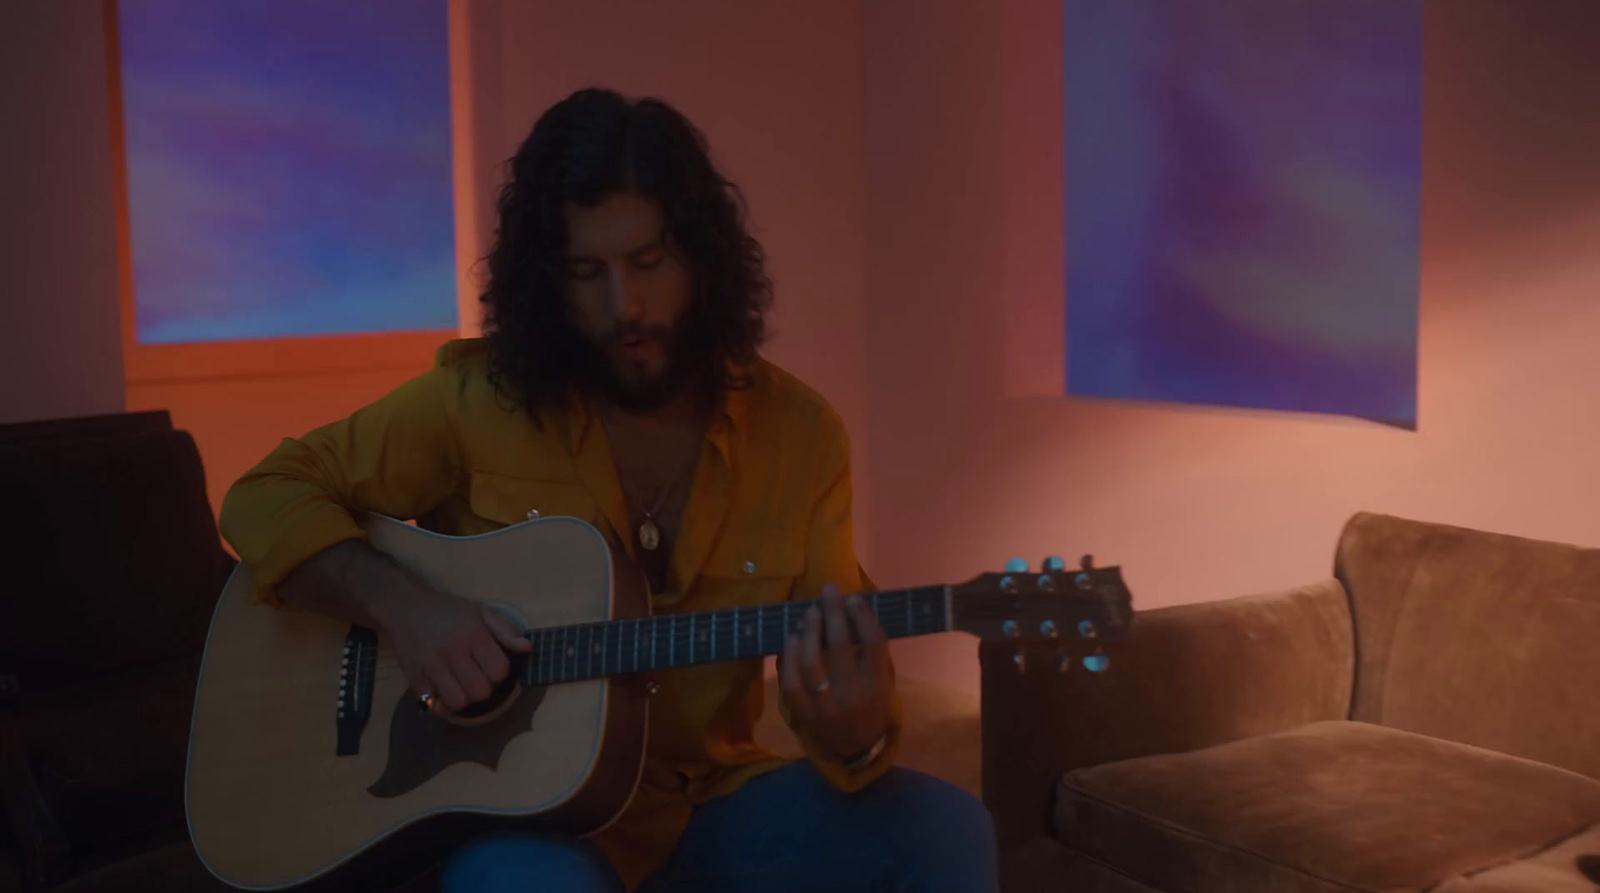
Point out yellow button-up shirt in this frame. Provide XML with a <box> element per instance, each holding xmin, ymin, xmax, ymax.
<box><xmin>217</xmin><ymin>338</ymin><xmax>902</xmax><ymax>888</ymax></box>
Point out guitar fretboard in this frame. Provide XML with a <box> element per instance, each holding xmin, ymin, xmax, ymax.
<box><xmin>519</xmin><ymin>586</ymin><xmax>951</xmax><ymax>686</ymax></box>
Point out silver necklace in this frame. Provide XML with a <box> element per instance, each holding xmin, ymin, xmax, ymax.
<box><xmin>634</xmin><ymin>448</ymin><xmax>700</xmax><ymax>552</ymax></box>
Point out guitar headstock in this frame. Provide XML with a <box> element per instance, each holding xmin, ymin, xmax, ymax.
<box><xmin>950</xmin><ymin>555</ymin><xmax>1131</xmax><ymax>673</ymax></box>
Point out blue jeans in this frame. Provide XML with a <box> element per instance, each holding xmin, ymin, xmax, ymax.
<box><xmin>439</xmin><ymin>762</ymin><xmax>999</xmax><ymax>892</ymax></box>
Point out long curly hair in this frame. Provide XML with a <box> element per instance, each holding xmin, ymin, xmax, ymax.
<box><xmin>478</xmin><ymin>88</ymin><xmax>772</xmax><ymax>419</ymax></box>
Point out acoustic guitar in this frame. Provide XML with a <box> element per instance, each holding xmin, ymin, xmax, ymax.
<box><xmin>185</xmin><ymin>514</ymin><xmax>1132</xmax><ymax>891</ymax></box>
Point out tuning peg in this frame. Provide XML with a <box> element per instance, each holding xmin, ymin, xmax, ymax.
<box><xmin>1043</xmin><ymin>556</ymin><xmax>1066</xmax><ymax>572</ymax></box>
<box><xmin>1012</xmin><ymin>649</ymin><xmax>1026</xmax><ymax>672</ymax></box>
<box><xmin>1080</xmin><ymin>554</ymin><xmax>1095</xmax><ymax>570</ymax></box>
<box><xmin>1005</xmin><ymin>557</ymin><xmax>1028</xmax><ymax>573</ymax></box>
<box><xmin>1082</xmin><ymin>653</ymin><xmax>1110</xmax><ymax>673</ymax></box>
<box><xmin>1055</xmin><ymin>651</ymin><xmax>1071</xmax><ymax>673</ymax></box>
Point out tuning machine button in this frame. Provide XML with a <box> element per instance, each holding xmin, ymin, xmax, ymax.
<box><xmin>1083</xmin><ymin>653</ymin><xmax>1110</xmax><ymax>673</ymax></box>
<box><xmin>1000</xmin><ymin>575</ymin><xmax>1019</xmax><ymax>593</ymax></box>
<box><xmin>1043</xmin><ymin>556</ymin><xmax>1065</xmax><ymax>572</ymax></box>
<box><xmin>1036</xmin><ymin>575</ymin><xmax>1056</xmax><ymax>591</ymax></box>
<box><xmin>1005</xmin><ymin>557</ymin><xmax>1028</xmax><ymax>573</ymax></box>
<box><xmin>1040</xmin><ymin>620</ymin><xmax>1058</xmax><ymax>638</ymax></box>
<box><xmin>1001</xmin><ymin>620</ymin><xmax>1020</xmax><ymax>638</ymax></box>
<box><xmin>1078</xmin><ymin>619</ymin><xmax>1098</xmax><ymax>639</ymax></box>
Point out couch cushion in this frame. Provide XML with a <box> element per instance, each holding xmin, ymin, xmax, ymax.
<box><xmin>1056</xmin><ymin>721</ymin><xmax>1600</xmax><ymax>893</ymax></box>
<box><xmin>18</xmin><ymin>655</ymin><xmax>200</xmax><ymax>858</ymax></box>
<box><xmin>1335</xmin><ymin>512</ymin><xmax>1600</xmax><ymax>781</ymax></box>
<box><xmin>1433</xmin><ymin>822</ymin><xmax>1600</xmax><ymax>893</ymax></box>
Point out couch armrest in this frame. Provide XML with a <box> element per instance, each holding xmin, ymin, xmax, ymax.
<box><xmin>0</xmin><ymin>698</ymin><xmax>70</xmax><ymax>892</ymax></box>
<box><xmin>980</xmin><ymin>578</ymin><xmax>1354</xmax><ymax>850</ymax></box>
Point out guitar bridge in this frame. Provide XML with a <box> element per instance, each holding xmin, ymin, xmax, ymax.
<box><xmin>336</xmin><ymin>626</ymin><xmax>377</xmax><ymax>756</ymax></box>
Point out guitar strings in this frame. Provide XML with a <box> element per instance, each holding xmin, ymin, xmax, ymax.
<box><xmin>345</xmin><ymin>592</ymin><xmax>943</xmax><ymax>690</ymax></box>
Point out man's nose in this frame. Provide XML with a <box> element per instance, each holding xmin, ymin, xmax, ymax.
<box><xmin>608</xmin><ymin>266</ymin><xmax>643</xmax><ymax>320</ymax></box>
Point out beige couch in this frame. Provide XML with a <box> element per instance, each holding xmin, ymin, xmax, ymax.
<box><xmin>981</xmin><ymin>512</ymin><xmax>1600</xmax><ymax>893</ymax></box>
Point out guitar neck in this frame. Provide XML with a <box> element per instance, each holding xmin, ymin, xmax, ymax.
<box><xmin>517</xmin><ymin>585</ymin><xmax>952</xmax><ymax>686</ymax></box>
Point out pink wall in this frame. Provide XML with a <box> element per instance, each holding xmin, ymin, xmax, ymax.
<box><xmin>863</xmin><ymin>0</ymin><xmax>1600</xmax><ymax>696</ymax></box>
<box><xmin>0</xmin><ymin>3</ymin><xmax>125</xmax><ymax>424</ymax></box>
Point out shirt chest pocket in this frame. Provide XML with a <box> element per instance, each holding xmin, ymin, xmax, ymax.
<box><xmin>693</xmin><ymin>529</ymin><xmax>807</xmax><ymax>609</ymax></box>
<box><xmin>467</xmin><ymin>470</ymin><xmax>600</xmax><ymax>528</ymax></box>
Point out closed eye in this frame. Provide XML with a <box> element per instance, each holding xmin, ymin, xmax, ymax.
<box><xmin>565</xmin><ymin>260</ymin><xmax>604</xmax><ymax>281</ymax></box>
<box><xmin>632</xmin><ymin>248</ymin><xmax>665</xmax><ymax>270</ymax></box>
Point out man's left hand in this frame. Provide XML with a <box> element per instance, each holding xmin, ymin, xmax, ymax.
<box><xmin>779</xmin><ymin>584</ymin><xmax>895</xmax><ymax>765</ymax></box>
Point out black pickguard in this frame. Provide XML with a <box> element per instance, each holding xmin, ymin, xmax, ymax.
<box><xmin>366</xmin><ymin>681</ymin><xmax>547</xmax><ymax>799</ymax></box>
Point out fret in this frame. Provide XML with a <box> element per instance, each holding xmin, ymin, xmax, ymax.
<box><xmin>757</xmin><ymin>605</ymin><xmax>764</xmax><ymax>658</ymax></box>
<box><xmin>710</xmin><ymin>610</ymin><xmax>718</xmax><ymax>660</ymax></box>
<box><xmin>669</xmin><ymin>615</ymin><xmax>676</xmax><ymax>667</ymax></box>
<box><xmin>631</xmin><ymin>618</ymin><xmax>639</xmax><ymax>674</ymax></box>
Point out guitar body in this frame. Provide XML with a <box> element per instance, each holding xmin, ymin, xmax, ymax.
<box><xmin>186</xmin><ymin>515</ymin><xmax>651</xmax><ymax>891</ymax></box>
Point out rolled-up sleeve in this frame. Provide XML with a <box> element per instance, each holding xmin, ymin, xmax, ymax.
<box><xmin>218</xmin><ymin>365</ymin><xmax>462</xmax><ymax>607</ymax></box>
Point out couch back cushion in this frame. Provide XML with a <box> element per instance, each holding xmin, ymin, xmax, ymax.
<box><xmin>1</xmin><ymin>427</ymin><xmax>232</xmax><ymax>688</ymax></box>
<box><xmin>1336</xmin><ymin>512</ymin><xmax>1600</xmax><ymax>780</ymax></box>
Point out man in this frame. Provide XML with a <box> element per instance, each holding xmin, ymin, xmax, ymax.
<box><xmin>219</xmin><ymin>88</ymin><xmax>997</xmax><ymax>892</ymax></box>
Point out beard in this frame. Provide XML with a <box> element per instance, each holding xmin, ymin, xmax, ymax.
<box><xmin>570</xmin><ymin>313</ymin><xmax>700</xmax><ymax>414</ymax></box>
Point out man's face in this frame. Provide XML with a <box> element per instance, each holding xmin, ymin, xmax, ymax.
<box><xmin>561</xmin><ymin>191</ymin><xmax>693</xmax><ymax>410</ymax></box>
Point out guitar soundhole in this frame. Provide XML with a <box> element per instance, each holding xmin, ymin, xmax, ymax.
<box><xmin>453</xmin><ymin>673</ymin><xmax>519</xmax><ymax>721</ymax></box>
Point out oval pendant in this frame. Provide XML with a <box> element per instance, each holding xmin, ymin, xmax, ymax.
<box><xmin>639</xmin><ymin>519</ymin><xmax>661</xmax><ymax>551</ymax></box>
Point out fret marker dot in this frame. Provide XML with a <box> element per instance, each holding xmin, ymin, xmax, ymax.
<box><xmin>743</xmin><ymin>560</ymin><xmax>756</xmax><ymax>574</ymax></box>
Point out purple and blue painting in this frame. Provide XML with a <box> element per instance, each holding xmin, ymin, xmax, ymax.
<box><xmin>117</xmin><ymin>0</ymin><xmax>456</xmax><ymax>344</ymax></box>
<box><xmin>1063</xmin><ymin>0</ymin><xmax>1421</xmax><ymax>426</ymax></box>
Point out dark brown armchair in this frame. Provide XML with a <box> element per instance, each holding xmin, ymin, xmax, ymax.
<box><xmin>0</xmin><ymin>411</ymin><xmax>236</xmax><ymax>892</ymax></box>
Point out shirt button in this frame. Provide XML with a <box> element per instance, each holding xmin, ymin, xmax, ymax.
<box><xmin>743</xmin><ymin>560</ymin><xmax>756</xmax><ymax>574</ymax></box>
<box><xmin>526</xmin><ymin>509</ymin><xmax>540</xmax><ymax>520</ymax></box>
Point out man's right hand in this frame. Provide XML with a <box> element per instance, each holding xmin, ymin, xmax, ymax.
<box><xmin>276</xmin><ymin>540</ymin><xmax>534</xmax><ymax>717</ymax></box>
<box><xmin>376</xmin><ymin>587</ymin><xmax>534</xmax><ymax>715</ymax></box>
